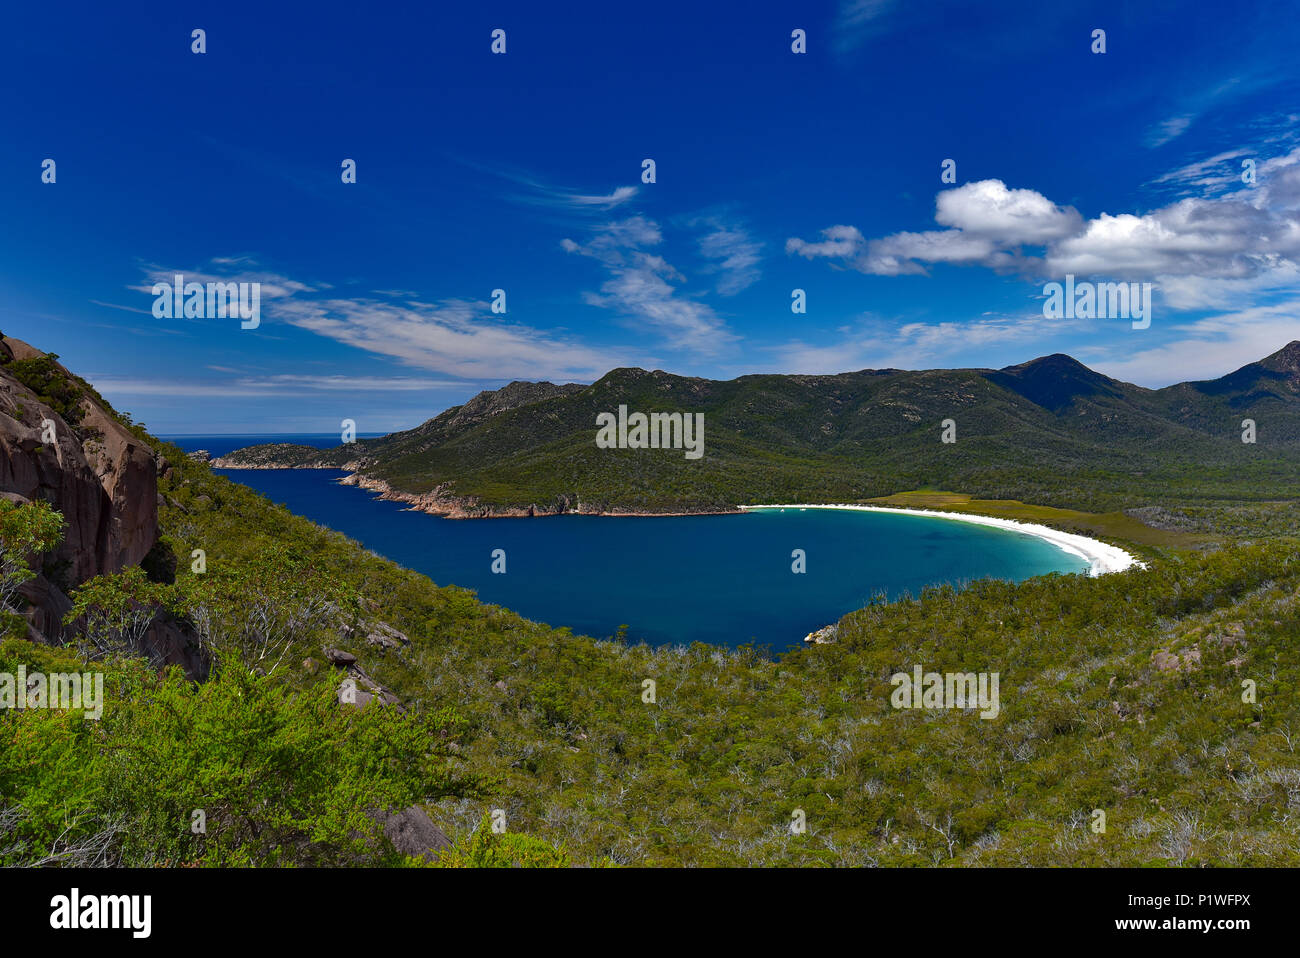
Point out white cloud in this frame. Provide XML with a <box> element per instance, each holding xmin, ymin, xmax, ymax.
<box><xmin>934</xmin><ymin>180</ymin><xmax>1082</xmax><ymax>243</ymax></box>
<box><xmin>563</xmin><ymin>217</ymin><xmax>736</xmax><ymax>352</ymax></box>
<box><xmin>563</xmin><ymin>185</ymin><xmax>640</xmax><ymax>209</ymax></box>
<box><xmin>694</xmin><ymin>218</ymin><xmax>763</xmax><ymax>295</ymax></box>
<box><xmin>786</xmin><ymin>149</ymin><xmax>1300</xmax><ymax>307</ymax></box>
<box><xmin>1043</xmin><ymin>177</ymin><xmax>1300</xmax><ymax>288</ymax></box>
<box><xmin>787</xmin><ymin>180</ymin><xmax>1078</xmax><ymax>276</ymax></box>
<box><xmin>274</xmin><ymin>296</ymin><xmax>625</xmax><ymax>380</ymax></box>
<box><xmin>1157</xmin><ymin>259</ymin><xmax>1300</xmax><ymax>310</ymax></box>
<box><xmin>133</xmin><ymin>262</ymin><xmax>315</xmax><ymax>302</ymax></box>
<box><xmin>1146</xmin><ymin>114</ymin><xmax>1194</xmax><ymax>148</ymax></box>
<box><xmin>786</xmin><ymin>224</ymin><xmax>865</xmax><ymax>261</ymax></box>
<box><xmin>134</xmin><ymin>259</ymin><xmax>630</xmax><ymax>380</ymax></box>
<box><xmin>504</xmin><ymin>171</ymin><xmax>640</xmax><ymax>212</ymax></box>
<box><xmin>861</xmin><ymin>229</ymin><xmax>1003</xmax><ymax>275</ymax></box>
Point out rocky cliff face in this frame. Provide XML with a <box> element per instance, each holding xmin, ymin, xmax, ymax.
<box><xmin>0</xmin><ymin>336</ymin><xmax>200</xmax><ymax>673</ymax></box>
<box><xmin>0</xmin><ymin>337</ymin><xmax>158</xmax><ymax>583</ymax></box>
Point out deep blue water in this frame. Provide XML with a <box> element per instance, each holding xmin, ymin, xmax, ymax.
<box><xmin>163</xmin><ymin>435</ymin><xmax>1089</xmax><ymax>650</ymax></box>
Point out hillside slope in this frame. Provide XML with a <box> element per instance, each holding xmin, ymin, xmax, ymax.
<box><xmin>218</xmin><ymin>343</ymin><xmax>1300</xmax><ymax>516</ymax></box>
<box><xmin>2</xmin><ymin>337</ymin><xmax>1299</xmax><ymax>867</ymax></box>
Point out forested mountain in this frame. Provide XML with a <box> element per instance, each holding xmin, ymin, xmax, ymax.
<box><xmin>219</xmin><ymin>343</ymin><xmax>1300</xmax><ymax>515</ymax></box>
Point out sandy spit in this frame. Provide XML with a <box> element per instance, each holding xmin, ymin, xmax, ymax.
<box><xmin>738</xmin><ymin>503</ymin><xmax>1145</xmax><ymax>577</ymax></box>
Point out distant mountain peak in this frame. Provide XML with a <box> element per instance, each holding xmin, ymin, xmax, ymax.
<box><xmin>1002</xmin><ymin>353</ymin><xmax>1095</xmax><ymax>374</ymax></box>
<box><xmin>1260</xmin><ymin>340</ymin><xmax>1300</xmax><ymax>373</ymax></box>
<box><xmin>985</xmin><ymin>352</ymin><xmax>1121</xmax><ymax>412</ymax></box>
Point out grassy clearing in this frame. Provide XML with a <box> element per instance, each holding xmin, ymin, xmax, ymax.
<box><xmin>866</xmin><ymin>490</ymin><xmax>1212</xmax><ymax>551</ymax></box>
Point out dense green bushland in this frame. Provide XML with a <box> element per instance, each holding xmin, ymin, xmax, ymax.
<box><xmin>362</xmin><ymin>541</ymin><xmax>1300</xmax><ymax>866</ymax></box>
<box><xmin>0</xmin><ymin>638</ymin><xmax>483</xmax><ymax>867</ymax></box>
<box><xmin>3</xmin><ymin>350</ymin><xmax>1299</xmax><ymax>866</ymax></box>
<box><xmin>12</xmin><ymin>442</ymin><xmax>1290</xmax><ymax>866</ymax></box>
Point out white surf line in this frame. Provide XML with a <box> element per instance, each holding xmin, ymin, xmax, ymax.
<box><xmin>738</xmin><ymin>503</ymin><xmax>1146</xmax><ymax>577</ymax></box>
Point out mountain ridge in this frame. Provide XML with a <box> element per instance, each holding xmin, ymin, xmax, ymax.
<box><xmin>215</xmin><ymin>342</ymin><xmax>1300</xmax><ymax>517</ymax></box>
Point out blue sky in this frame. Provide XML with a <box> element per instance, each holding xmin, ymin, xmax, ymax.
<box><xmin>2</xmin><ymin>0</ymin><xmax>1299</xmax><ymax>433</ymax></box>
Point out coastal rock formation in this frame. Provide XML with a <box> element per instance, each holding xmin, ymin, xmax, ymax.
<box><xmin>0</xmin><ymin>337</ymin><xmax>157</xmax><ymax>583</ymax></box>
<box><xmin>0</xmin><ymin>335</ymin><xmax>201</xmax><ymax>673</ymax></box>
<box><xmin>338</xmin><ymin>472</ymin><xmax>734</xmax><ymax>520</ymax></box>
<box><xmin>211</xmin><ymin>442</ymin><xmax>363</xmax><ymax>470</ymax></box>
<box><xmin>78</xmin><ymin>396</ymin><xmax>159</xmax><ymax>573</ymax></box>
<box><xmin>338</xmin><ymin>473</ymin><xmax>586</xmax><ymax>519</ymax></box>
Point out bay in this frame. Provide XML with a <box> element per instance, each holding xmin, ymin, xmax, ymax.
<box><xmin>164</xmin><ymin>435</ymin><xmax>1089</xmax><ymax>650</ymax></box>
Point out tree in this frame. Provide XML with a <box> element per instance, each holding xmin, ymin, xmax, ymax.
<box><xmin>174</xmin><ymin>544</ymin><xmax>352</xmax><ymax>675</ymax></box>
<box><xmin>64</xmin><ymin>565</ymin><xmax>171</xmax><ymax>665</ymax></box>
<box><xmin>0</xmin><ymin>499</ymin><xmax>64</xmax><ymax>612</ymax></box>
<box><xmin>434</xmin><ymin>815</ymin><xmax>572</xmax><ymax>868</ymax></box>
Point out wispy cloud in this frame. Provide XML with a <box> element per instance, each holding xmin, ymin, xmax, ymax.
<box><xmin>132</xmin><ymin>260</ymin><xmax>317</xmax><ymax>303</ymax></box>
<box><xmin>274</xmin><ymin>296</ymin><xmax>626</xmax><ymax>380</ymax></box>
<box><xmin>692</xmin><ymin>217</ymin><xmax>763</xmax><ymax>295</ymax></box>
<box><xmin>89</xmin><ymin>299</ymin><xmax>153</xmax><ymax>316</ymax></box>
<box><xmin>767</xmin><ymin>311</ymin><xmax>1090</xmax><ymax>375</ymax></box>
<box><xmin>1144</xmin><ymin>74</ymin><xmax>1283</xmax><ymax>151</ymax></box>
<box><xmin>1147</xmin><ymin>115</ymin><xmax>1300</xmax><ymax>196</ymax></box>
<box><xmin>497</xmin><ymin>168</ymin><xmax>640</xmax><ymax>212</ymax></box>
<box><xmin>1146</xmin><ymin>113</ymin><xmax>1195</xmax><ymax>148</ymax></box>
<box><xmin>88</xmin><ymin>373</ymin><xmax>465</xmax><ymax>398</ymax></box>
<box><xmin>518</xmin><ymin>183</ymin><xmax>639</xmax><ymax>211</ymax></box>
<box><xmin>560</xmin><ymin>186</ymin><xmax>640</xmax><ymax>209</ymax></box>
<box><xmin>563</xmin><ymin>216</ymin><xmax>737</xmax><ymax>352</ymax></box>
<box><xmin>132</xmin><ymin>259</ymin><xmax>630</xmax><ymax>380</ymax></box>
<box><xmin>1150</xmin><ymin>148</ymin><xmax>1253</xmax><ymax>195</ymax></box>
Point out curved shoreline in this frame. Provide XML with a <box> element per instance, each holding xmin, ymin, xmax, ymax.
<box><xmin>212</xmin><ymin>463</ymin><xmax>1143</xmax><ymax>575</ymax></box>
<box><xmin>738</xmin><ymin>503</ymin><xmax>1145</xmax><ymax>577</ymax></box>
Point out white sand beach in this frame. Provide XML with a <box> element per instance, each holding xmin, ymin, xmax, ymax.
<box><xmin>738</xmin><ymin>503</ymin><xmax>1145</xmax><ymax>577</ymax></box>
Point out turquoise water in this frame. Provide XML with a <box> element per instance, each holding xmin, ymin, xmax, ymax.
<box><xmin>165</xmin><ymin>436</ymin><xmax>1089</xmax><ymax>650</ymax></box>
